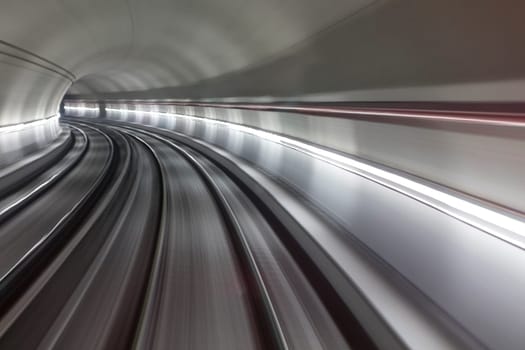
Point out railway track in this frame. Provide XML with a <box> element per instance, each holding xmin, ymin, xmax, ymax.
<box><xmin>0</xmin><ymin>120</ymin><xmax>368</xmax><ymax>349</ymax></box>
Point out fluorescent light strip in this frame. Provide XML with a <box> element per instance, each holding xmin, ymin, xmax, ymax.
<box><xmin>106</xmin><ymin>107</ymin><xmax>525</xmax><ymax>247</ymax></box>
<box><xmin>122</xmin><ymin>102</ymin><xmax>525</xmax><ymax>127</ymax></box>
<box><xmin>64</xmin><ymin>106</ymin><xmax>99</xmax><ymax>112</ymax></box>
<box><xmin>0</xmin><ymin>115</ymin><xmax>59</xmax><ymax>134</ymax></box>
<box><xmin>216</xmin><ymin>105</ymin><xmax>525</xmax><ymax>127</ymax></box>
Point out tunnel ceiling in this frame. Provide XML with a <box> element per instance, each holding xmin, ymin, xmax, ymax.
<box><xmin>1</xmin><ymin>0</ymin><xmax>373</xmax><ymax>98</ymax></box>
<box><xmin>2</xmin><ymin>0</ymin><xmax>525</xmax><ymax>125</ymax></box>
<box><xmin>65</xmin><ymin>0</ymin><xmax>525</xmax><ymax>101</ymax></box>
<box><xmin>64</xmin><ymin>0</ymin><xmax>373</xmax><ymax>94</ymax></box>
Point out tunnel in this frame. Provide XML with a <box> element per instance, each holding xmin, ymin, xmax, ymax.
<box><xmin>1</xmin><ymin>1</ymin><xmax>524</xmax><ymax>349</ymax></box>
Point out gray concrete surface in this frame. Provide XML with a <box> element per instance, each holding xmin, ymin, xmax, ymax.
<box><xmin>91</xmin><ymin>102</ymin><xmax>525</xmax><ymax>214</ymax></box>
<box><xmin>3</xmin><ymin>0</ymin><xmax>525</xmax><ymax>128</ymax></box>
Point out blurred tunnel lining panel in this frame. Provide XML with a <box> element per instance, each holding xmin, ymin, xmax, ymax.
<box><xmin>64</xmin><ymin>104</ymin><xmax>525</xmax><ymax>350</ymax></box>
<box><xmin>66</xmin><ymin>100</ymin><xmax>525</xmax><ymax>216</ymax></box>
<box><xmin>64</xmin><ymin>0</ymin><xmax>525</xmax><ymax>213</ymax></box>
<box><xmin>5</xmin><ymin>0</ymin><xmax>525</xmax><ymax>209</ymax></box>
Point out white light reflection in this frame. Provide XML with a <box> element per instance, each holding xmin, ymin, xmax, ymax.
<box><xmin>64</xmin><ymin>106</ymin><xmax>99</xmax><ymax>112</ymax></box>
<box><xmin>106</xmin><ymin>107</ymin><xmax>525</xmax><ymax>248</ymax></box>
<box><xmin>0</xmin><ymin>115</ymin><xmax>60</xmax><ymax>134</ymax></box>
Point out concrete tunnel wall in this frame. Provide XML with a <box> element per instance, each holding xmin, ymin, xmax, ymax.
<box><xmin>2</xmin><ymin>0</ymin><xmax>525</xmax><ymax>127</ymax></box>
<box><xmin>2</xmin><ymin>0</ymin><xmax>525</xmax><ymax>211</ymax></box>
<box><xmin>65</xmin><ymin>101</ymin><xmax>525</xmax><ymax>350</ymax></box>
<box><xmin>66</xmin><ymin>100</ymin><xmax>525</xmax><ymax>215</ymax></box>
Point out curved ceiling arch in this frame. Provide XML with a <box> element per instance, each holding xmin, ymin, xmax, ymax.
<box><xmin>2</xmin><ymin>0</ymin><xmax>525</xmax><ymax>125</ymax></box>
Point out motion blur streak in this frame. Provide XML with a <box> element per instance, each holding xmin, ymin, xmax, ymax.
<box><xmin>0</xmin><ymin>115</ymin><xmax>60</xmax><ymax>134</ymax></box>
<box><xmin>106</xmin><ymin>107</ymin><xmax>525</xmax><ymax>249</ymax></box>
<box><xmin>64</xmin><ymin>106</ymin><xmax>99</xmax><ymax>112</ymax></box>
<box><xmin>151</xmin><ymin>103</ymin><xmax>525</xmax><ymax>127</ymax></box>
<box><xmin>2</xmin><ymin>0</ymin><xmax>525</xmax><ymax>349</ymax></box>
<box><xmin>0</xmin><ymin>112</ymin><xmax>524</xmax><ymax>350</ymax></box>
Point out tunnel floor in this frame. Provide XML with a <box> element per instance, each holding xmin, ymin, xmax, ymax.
<box><xmin>0</xmin><ymin>119</ymin><xmax>374</xmax><ymax>350</ymax></box>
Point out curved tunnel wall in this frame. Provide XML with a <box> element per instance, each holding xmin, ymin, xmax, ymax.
<box><xmin>2</xmin><ymin>0</ymin><xmax>525</xmax><ymax>161</ymax></box>
<box><xmin>0</xmin><ymin>115</ymin><xmax>62</xmax><ymax>166</ymax></box>
<box><xmin>65</xmin><ymin>101</ymin><xmax>525</xmax><ymax>214</ymax></box>
<box><xmin>3</xmin><ymin>0</ymin><xmax>525</xmax><ymax>127</ymax></box>
<box><xmin>63</xmin><ymin>100</ymin><xmax>525</xmax><ymax>350</ymax></box>
<box><xmin>0</xmin><ymin>0</ymin><xmax>376</xmax><ymax>127</ymax></box>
